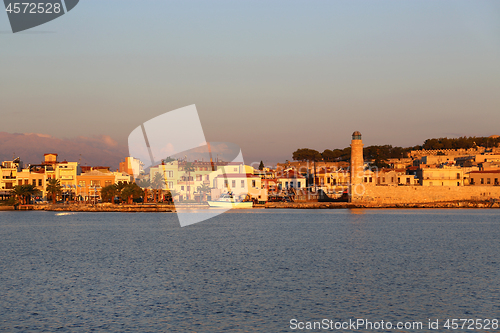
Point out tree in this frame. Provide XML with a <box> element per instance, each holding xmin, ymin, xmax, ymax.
<box><xmin>135</xmin><ymin>178</ymin><xmax>151</xmax><ymax>203</ymax></box>
<box><xmin>196</xmin><ymin>183</ymin><xmax>211</xmax><ymax>202</ymax></box>
<box><xmin>23</xmin><ymin>184</ymin><xmax>39</xmax><ymax>204</ymax></box>
<box><xmin>162</xmin><ymin>157</ymin><xmax>175</xmax><ymax>163</ymax></box>
<box><xmin>164</xmin><ymin>189</ymin><xmax>179</xmax><ymax>203</ymax></box>
<box><xmin>46</xmin><ymin>179</ymin><xmax>62</xmax><ymax>204</ymax></box>
<box><xmin>101</xmin><ymin>184</ymin><xmax>118</xmax><ymax>203</ymax></box>
<box><xmin>259</xmin><ymin>161</ymin><xmax>265</xmax><ymax>170</ymax></box>
<box><xmin>292</xmin><ymin>148</ymin><xmax>322</xmax><ymax>162</ymax></box>
<box><xmin>12</xmin><ymin>185</ymin><xmax>27</xmax><ymax>204</ymax></box>
<box><xmin>183</xmin><ymin>162</ymin><xmax>196</xmax><ymax>200</ymax></box>
<box><xmin>121</xmin><ymin>183</ymin><xmax>144</xmax><ymax>204</ymax></box>
<box><xmin>151</xmin><ymin>172</ymin><xmax>165</xmax><ymax>203</ymax></box>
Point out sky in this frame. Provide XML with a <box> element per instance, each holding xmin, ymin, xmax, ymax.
<box><xmin>1</xmin><ymin>0</ymin><xmax>500</xmax><ymax>166</ymax></box>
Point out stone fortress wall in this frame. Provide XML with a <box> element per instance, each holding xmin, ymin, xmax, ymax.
<box><xmin>359</xmin><ymin>185</ymin><xmax>500</xmax><ymax>204</ymax></box>
<box><xmin>409</xmin><ymin>147</ymin><xmax>500</xmax><ymax>158</ymax></box>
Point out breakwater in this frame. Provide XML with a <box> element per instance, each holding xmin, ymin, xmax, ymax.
<box><xmin>3</xmin><ymin>200</ymin><xmax>499</xmax><ymax>212</ymax></box>
<box><xmin>265</xmin><ymin>200</ymin><xmax>500</xmax><ymax>209</ymax></box>
<box><xmin>32</xmin><ymin>203</ymin><xmax>175</xmax><ymax>213</ymax></box>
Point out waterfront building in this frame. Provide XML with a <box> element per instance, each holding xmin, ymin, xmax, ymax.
<box><xmin>469</xmin><ymin>170</ymin><xmax>500</xmax><ymax>186</ymax></box>
<box><xmin>277</xmin><ymin>170</ymin><xmax>306</xmax><ymax>191</ymax></box>
<box><xmin>0</xmin><ymin>158</ymin><xmax>22</xmax><ymax>191</ymax></box>
<box><xmin>76</xmin><ymin>169</ymin><xmax>116</xmax><ymax>202</ymax></box>
<box><xmin>417</xmin><ymin>166</ymin><xmax>466</xmax><ymax>187</ymax></box>
<box><xmin>119</xmin><ymin>156</ymin><xmax>144</xmax><ymax>176</ymax></box>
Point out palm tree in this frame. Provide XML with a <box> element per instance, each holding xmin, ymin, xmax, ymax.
<box><xmin>196</xmin><ymin>183</ymin><xmax>211</xmax><ymax>202</ymax></box>
<box><xmin>23</xmin><ymin>184</ymin><xmax>40</xmax><ymax>204</ymax></box>
<box><xmin>46</xmin><ymin>179</ymin><xmax>62</xmax><ymax>204</ymax></box>
<box><xmin>121</xmin><ymin>183</ymin><xmax>144</xmax><ymax>204</ymax></box>
<box><xmin>11</xmin><ymin>185</ymin><xmax>26</xmax><ymax>205</ymax></box>
<box><xmin>135</xmin><ymin>178</ymin><xmax>151</xmax><ymax>203</ymax></box>
<box><xmin>114</xmin><ymin>182</ymin><xmax>127</xmax><ymax>203</ymax></box>
<box><xmin>164</xmin><ymin>189</ymin><xmax>179</xmax><ymax>203</ymax></box>
<box><xmin>151</xmin><ymin>172</ymin><xmax>165</xmax><ymax>203</ymax></box>
<box><xmin>184</xmin><ymin>162</ymin><xmax>196</xmax><ymax>200</ymax></box>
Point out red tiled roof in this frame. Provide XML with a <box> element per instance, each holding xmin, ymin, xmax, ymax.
<box><xmin>215</xmin><ymin>173</ymin><xmax>259</xmax><ymax>178</ymax></box>
<box><xmin>470</xmin><ymin>170</ymin><xmax>500</xmax><ymax>174</ymax></box>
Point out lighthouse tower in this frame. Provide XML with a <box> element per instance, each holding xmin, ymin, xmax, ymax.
<box><xmin>350</xmin><ymin>131</ymin><xmax>364</xmax><ymax>201</ymax></box>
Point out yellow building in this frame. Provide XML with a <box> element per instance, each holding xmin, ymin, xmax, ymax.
<box><xmin>418</xmin><ymin>167</ymin><xmax>465</xmax><ymax>186</ymax></box>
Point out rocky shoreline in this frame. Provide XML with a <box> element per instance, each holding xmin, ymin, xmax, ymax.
<box><xmin>2</xmin><ymin>200</ymin><xmax>499</xmax><ymax>212</ymax></box>
<box><xmin>264</xmin><ymin>200</ymin><xmax>500</xmax><ymax>209</ymax></box>
<box><xmin>32</xmin><ymin>203</ymin><xmax>175</xmax><ymax>212</ymax></box>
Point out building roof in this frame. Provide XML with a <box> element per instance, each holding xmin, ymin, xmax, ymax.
<box><xmin>278</xmin><ymin>171</ymin><xmax>305</xmax><ymax>179</ymax></box>
<box><xmin>215</xmin><ymin>173</ymin><xmax>259</xmax><ymax>178</ymax></box>
<box><xmin>79</xmin><ymin>170</ymin><xmax>114</xmax><ymax>176</ymax></box>
<box><xmin>470</xmin><ymin>170</ymin><xmax>500</xmax><ymax>174</ymax></box>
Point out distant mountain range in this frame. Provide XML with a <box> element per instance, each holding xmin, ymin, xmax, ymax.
<box><xmin>0</xmin><ymin>132</ymin><xmax>127</xmax><ymax>170</ymax></box>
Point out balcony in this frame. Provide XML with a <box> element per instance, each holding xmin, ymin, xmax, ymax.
<box><xmin>177</xmin><ymin>181</ymin><xmax>194</xmax><ymax>185</ymax></box>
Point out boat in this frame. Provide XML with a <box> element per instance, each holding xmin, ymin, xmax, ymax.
<box><xmin>207</xmin><ymin>192</ymin><xmax>253</xmax><ymax>208</ymax></box>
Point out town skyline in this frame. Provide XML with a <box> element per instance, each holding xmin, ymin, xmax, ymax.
<box><xmin>1</xmin><ymin>130</ymin><xmax>499</xmax><ymax>170</ymax></box>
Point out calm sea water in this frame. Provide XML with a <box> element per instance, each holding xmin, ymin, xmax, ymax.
<box><xmin>0</xmin><ymin>209</ymin><xmax>499</xmax><ymax>332</ymax></box>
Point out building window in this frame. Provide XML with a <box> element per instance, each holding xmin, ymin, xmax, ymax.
<box><xmin>38</xmin><ymin>179</ymin><xmax>42</xmax><ymax>186</ymax></box>
<box><xmin>252</xmin><ymin>180</ymin><xmax>256</xmax><ymax>188</ymax></box>
<box><xmin>224</xmin><ymin>180</ymin><xmax>228</xmax><ymax>188</ymax></box>
<box><xmin>196</xmin><ymin>175</ymin><xmax>202</xmax><ymax>181</ymax></box>
<box><xmin>232</xmin><ymin>180</ymin><xmax>236</xmax><ymax>188</ymax></box>
<box><xmin>187</xmin><ymin>186</ymin><xmax>190</xmax><ymax>191</ymax></box>
<box><xmin>105</xmin><ymin>181</ymin><xmax>112</xmax><ymax>187</ymax></box>
<box><xmin>168</xmin><ymin>182</ymin><xmax>174</xmax><ymax>188</ymax></box>
<box><xmin>495</xmin><ymin>178</ymin><xmax>499</xmax><ymax>185</ymax></box>
<box><xmin>298</xmin><ymin>182</ymin><xmax>301</xmax><ymax>188</ymax></box>
<box><xmin>481</xmin><ymin>178</ymin><xmax>484</xmax><ymax>184</ymax></box>
<box><xmin>234</xmin><ymin>168</ymin><xmax>238</xmax><ymax>172</ymax></box>
<box><xmin>369</xmin><ymin>177</ymin><xmax>372</xmax><ymax>183</ymax></box>
<box><xmin>24</xmin><ymin>179</ymin><xmax>29</xmax><ymax>185</ymax></box>
<box><xmin>168</xmin><ymin>171</ymin><xmax>174</xmax><ymax>178</ymax></box>
<box><xmin>487</xmin><ymin>178</ymin><xmax>491</xmax><ymax>185</ymax></box>
<box><xmin>205</xmin><ymin>175</ymin><xmax>209</xmax><ymax>181</ymax></box>
<box><xmin>397</xmin><ymin>177</ymin><xmax>400</xmax><ymax>183</ymax></box>
<box><xmin>241</xmin><ymin>180</ymin><xmax>245</xmax><ymax>188</ymax></box>
<box><xmin>364</xmin><ymin>177</ymin><xmax>367</xmax><ymax>183</ymax></box>
<box><xmin>32</xmin><ymin>179</ymin><xmax>36</xmax><ymax>186</ymax></box>
<box><xmin>181</xmin><ymin>186</ymin><xmax>184</xmax><ymax>191</ymax></box>
<box><xmin>391</xmin><ymin>177</ymin><xmax>394</xmax><ymax>183</ymax></box>
<box><xmin>79</xmin><ymin>181</ymin><xmax>86</xmax><ymax>186</ymax></box>
<box><xmin>382</xmin><ymin>177</ymin><xmax>386</xmax><ymax>183</ymax></box>
<box><xmin>457</xmin><ymin>173</ymin><xmax>460</xmax><ymax>179</ymax></box>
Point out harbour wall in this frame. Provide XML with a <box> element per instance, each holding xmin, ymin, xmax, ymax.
<box><xmin>359</xmin><ymin>185</ymin><xmax>500</xmax><ymax>204</ymax></box>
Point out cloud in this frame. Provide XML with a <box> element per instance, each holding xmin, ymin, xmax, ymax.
<box><xmin>0</xmin><ymin>132</ymin><xmax>127</xmax><ymax>170</ymax></box>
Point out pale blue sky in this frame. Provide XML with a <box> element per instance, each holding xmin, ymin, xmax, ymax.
<box><xmin>1</xmin><ymin>0</ymin><xmax>500</xmax><ymax>164</ymax></box>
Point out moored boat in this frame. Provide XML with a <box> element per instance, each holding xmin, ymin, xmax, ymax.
<box><xmin>207</xmin><ymin>193</ymin><xmax>253</xmax><ymax>208</ymax></box>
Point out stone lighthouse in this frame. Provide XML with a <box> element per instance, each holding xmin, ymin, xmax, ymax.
<box><xmin>350</xmin><ymin>131</ymin><xmax>364</xmax><ymax>201</ymax></box>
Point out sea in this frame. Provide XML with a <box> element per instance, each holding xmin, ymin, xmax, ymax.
<box><xmin>0</xmin><ymin>209</ymin><xmax>499</xmax><ymax>332</ymax></box>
